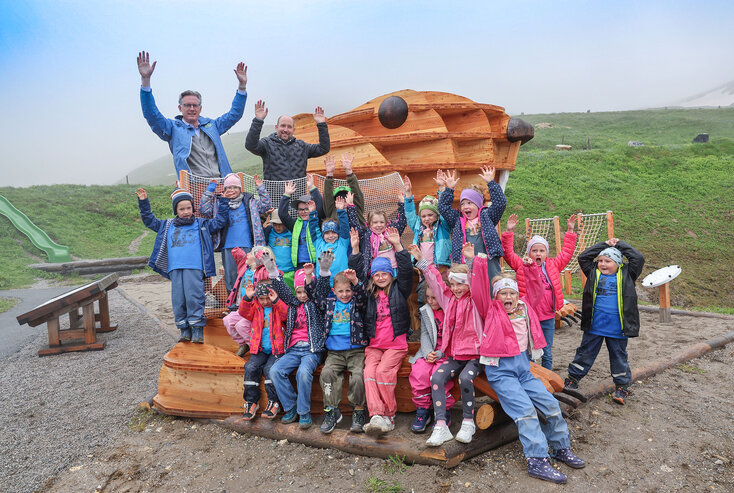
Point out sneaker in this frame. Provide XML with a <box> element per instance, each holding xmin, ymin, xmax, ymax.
<box><xmin>178</xmin><ymin>328</ymin><xmax>192</xmax><ymax>342</ymax></box>
<box><xmin>261</xmin><ymin>401</ymin><xmax>280</xmax><ymax>419</ymax></box>
<box><xmin>383</xmin><ymin>415</ymin><xmax>395</xmax><ymax>433</ymax></box>
<box><xmin>281</xmin><ymin>406</ymin><xmax>298</xmax><ymax>424</ymax></box>
<box><xmin>564</xmin><ymin>377</ymin><xmax>579</xmax><ymax>390</ymax></box>
<box><xmin>350</xmin><ymin>409</ymin><xmax>366</xmax><ymax>433</ymax></box>
<box><xmin>411</xmin><ymin>408</ymin><xmax>432</xmax><ymax>433</ymax></box>
<box><xmin>299</xmin><ymin>413</ymin><xmax>312</xmax><ymax>429</ymax></box>
<box><xmin>455</xmin><ymin>420</ymin><xmax>476</xmax><ymax>444</ymax></box>
<box><xmin>236</xmin><ymin>345</ymin><xmax>248</xmax><ymax>357</ymax></box>
<box><xmin>191</xmin><ymin>326</ymin><xmax>204</xmax><ymax>344</ymax></box>
<box><xmin>612</xmin><ymin>386</ymin><xmax>630</xmax><ymax>405</ymax></box>
<box><xmin>527</xmin><ymin>457</ymin><xmax>567</xmax><ymax>484</ymax></box>
<box><xmin>551</xmin><ymin>448</ymin><xmax>586</xmax><ymax>469</ymax></box>
<box><xmin>241</xmin><ymin>401</ymin><xmax>259</xmax><ymax>421</ymax></box>
<box><xmin>363</xmin><ymin>415</ymin><xmax>387</xmax><ymax>436</ymax></box>
<box><xmin>320</xmin><ymin>407</ymin><xmax>343</xmax><ymax>434</ymax></box>
<box><xmin>426</xmin><ymin>425</ymin><xmax>454</xmax><ymax>447</ymax></box>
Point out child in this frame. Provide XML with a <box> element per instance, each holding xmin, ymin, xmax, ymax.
<box><xmin>565</xmin><ymin>238</ymin><xmax>645</xmax><ymax>405</ymax></box>
<box><xmin>350</xmin><ymin>227</ymin><xmax>412</xmax><ymax>436</ymax></box>
<box><xmin>308</xmin><ymin>196</ymin><xmax>351</xmax><ymax>283</ymax></box>
<box><xmin>322</xmin><ymin>152</ymin><xmax>367</xmax><ymax>228</ymax></box>
<box><xmin>238</xmin><ymin>281</ymin><xmax>288</xmax><ymax>420</ymax></box>
<box><xmin>312</xmin><ymin>243</ymin><xmax>369</xmax><ymax>434</ymax></box>
<box><xmin>264</xmin><ymin>209</ymin><xmax>295</xmax><ymax>288</ymax></box>
<box><xmin>136</xmin><ymin>187</ymin><xmax>229</xmax><ymax>343</ymax></box>
<box><xmin>262</xmin><ymin>253</ymin><xmax>326</xmax><ymax>429</ymax></box>
<box><xmin>403</xmin><ymin>174</ymin><xmax>451</xmax><ymax>270</ymax></box>
<box><xmin>222</xmin><ymin>247</ymin><xmax>254</xmax><ymax>356</ymax></box>
<box><xmin>502</xmin><ymin>213</ymin><xmax>578</xmax><ymax>370</ymax></box>
<box><xmin>411</xmin><ymin>243</ymin><xmax>483</xmax><ymax>446</ymax></box>
<box><xmin>475</xmin><ymin>265</ymin><xmax>585</xmax><ymax>484</ymax></box>
<box><xmin>437</xmin><ymin>167</ymin><xmax>507</xmax><ymax>290</ymax></box>
<box><xmin>407</xmin><ymin>285</ymin><xmax>456</xmax><ymax>433</ymax></box>
<box><xmin>279</xmin><ymin>174</ymin><xmax>323</xmax><ymax>269</ymax></box>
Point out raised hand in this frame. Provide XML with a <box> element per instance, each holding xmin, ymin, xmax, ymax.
<box><xmin>397</xmin><ymin>191</ymin><xmax>405</xmax><ymax>204</ymax></box>
<box><xmin>444</xmin><ymin>169</ymin><xmax>459</xmax><ymax>189</ymax></box>
<box><xmin>244</xmin><ymin>283</ymin><xmax>255</xmax><ymax>300</ymax></box>
<box><xmin>234</xmin><ymin>62</ymin><xmax>248</xmax><ymax>90</ymax></box>
<box><xmin>403</xmin><ymin>175</ymin><xmax>412</xmax><ymax>197</ymax></box>
<box><xmin>306</xmin><ymin>173</ymin><xmax>315</xmax><ymax>190</ymax></box>
<box><xmin>135</xmin><ymin>188</ymin><xmax>147</xmax><ymax>200</ymax></box>
<box><xmin>307</xmin><ymin>200</ymin><xmax>316</xmax><ymax>213</ymax></box>
<box><xmin>386</xmin><ymin>227</ymin><xmax>402</xmax><ymax>248</ymax></box>
<box><xmin>345</xmin><ymin>191</ymin><xmax>354</xmax><ymax>206</ymax></box>
<box><xmin>341</xmin><ymin>152</ymin><xmax>354</xmax><ymax>175</ymax></box>
<box><xmin>434</xmin><ymin>169</ymin><xmax>446</xmax><ymax>188</ymax></box>
<box><xmin>567</xmin><ymin>214</ymin><xmax>577</xmax><ymax>232</ymax></box>
<box><xmin>261</xmin><ymin>251</ymin><xmax>279</xmax><ymax>277</ymax></box>
<box><xmin>137</xmin><ymin>51</ymin><xmax>156</xmax><ymax>83</ymax></box>
<box><xmin>319</xmin><ymin>250</ymin><xmax>335</xmax><ymax>271</ymax></box>
<box><xmin>606</xmin><ymin>237</ymin><xmax>619</xmax><ymax>247</ymax></box>
<box><xmin>313</xmin><ymin>106</ymin><xmax>326</xmax><ymax>123</ymax></box>
<box><xmin>284</xmin><ymin>181</ymin><xmax>296</xmax><ymax>196</ymax></box>
<box><xmin>267</xmin><ymin>287</ymin><xmax>279</xmax><ymax>303</ymax></box>
<box><xmin>255</xmin><ymin>100</ymin><xmax>268</xmax><ymax>120</ymax></box>
<box><xmin>253</xmin><ymin>174</ymin><xmax>263</xmax><ymax>187</ymax></box>
<box><xmin>344</xmin><ymin>269</ymin><xmax>358</xmax><ymax>285</ymax></box>
<box><xmin>408</xmin><ymin>243</ymin><xmax>423</xmax><ymax>262</ymax></box>
<box><xmin>350</xmin><ymin>228</ymin><xmax>360</xmax><ymax>252</ymax></box>
<box><xmin>479</xmin><ymin>166</ymin><xmax>496</xmax><ymax>183</ymax></box>
<box><xmin>303</xmin><ymin>263</ymin><xmax>315</xmax><ymax>277</ymax></box>
<box><xmin>506</xmin><ymin>213</ymin><xmax>519</xmax><ymax>232</ymax></box>
<box><xmin>462</xmin><ymin>241</ymin><xmax>475</xmax><ymax>261</ymax></box>
<box><xmin>223</xmin><ymin>187</ymin><xmax>239</xmax><ymax>199</ymax></box>
<box><xmin>334</xmin><ymin>196</ymin><xmax>346</xmax><ymax>210</ymax></box>
<box><xmin>324</xmin><ymin>155</ymin><xmax>336</xmax><ymax>177</ymax></box>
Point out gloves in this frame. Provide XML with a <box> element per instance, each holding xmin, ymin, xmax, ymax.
<box><xmin>319</xmin><ymin>249</ymin><xmax>335</xmax><ymax>273</ymax></box>
<box><xmin>261</xmin><ymin>251</ymin><xmax>279</xmax><ymax>278</ymax></box>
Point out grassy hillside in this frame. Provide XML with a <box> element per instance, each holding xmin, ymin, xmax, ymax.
<box><xmin>2</xmin><ymin>108</ymin><xmax>733</xmax><ymax>311</ymax></box>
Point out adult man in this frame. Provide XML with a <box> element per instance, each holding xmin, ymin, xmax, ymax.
<box><xmin>137</xmin><ymin>51</ymin><xmax>248</xmax><ymax>178</ymax></box>
<box><xmin>245</xmin><ymin>100</ymin><xmax>330</xmax><ymax>181</ymax></box>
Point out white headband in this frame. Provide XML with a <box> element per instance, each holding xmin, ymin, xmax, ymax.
<box><xmin>493</xmin><ymin>278</ymin><xmax>518</xmax><ymax>295</ymax></box>
<box><xmin>448</xmin><ymin>272</ymin><xmax>469</xmax><ymax>285</ymax></box>
<box><xmin>527</xmin><ymin>235</ymin><xmax>549</xmax><ymax>252</ymax></box>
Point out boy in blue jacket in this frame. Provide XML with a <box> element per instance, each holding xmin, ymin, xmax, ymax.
<box><xmin>136</xmin><ymin>187</ymin><xmax>229</xmax><ymax>343</ymax></box>
<box><xmin>308</xmin><ymin>196</ymin><xmax>351</xmax><ymax>285</ymax></box>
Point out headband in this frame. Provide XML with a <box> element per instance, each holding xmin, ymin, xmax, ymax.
<box><xmin>527</xmin><ymin>235</ymin><xmax>549</xmax><ymax>252</ymax></box>
<box><xmin>322</xmin><ymin>220</ymin><xmax>338</xmax><ymax>234</ymax></box>
<box><xmin>493</xmin><ymin>278</ymin><xmax>519</xmax><ymax>295</ymax></box>
<box><xmin>448</xmin><ymin>272</ymin><xmax>469</xmax><ymax>285</ymax></box>
<box><xmin>255</xmin><ymin>283</ymin><xmax>271</xmax><ymax>297</ymax></box>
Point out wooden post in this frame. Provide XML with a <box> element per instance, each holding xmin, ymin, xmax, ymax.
<box><xmin>83</xmin><ymin>303</ymin><xmax>96</xmax><ymax>344</ymax></box>
<box><xmin>563</xmin><ymin>270</ymin><xmax>572</xmax><ymax>295</ymax></box>
<box><xmin>659</xmin><ymin>283</ymin><xmax>672</xmax><ymax>323</ymax></box>
<box><xmin>69</xmin><ymin>309</ymin><xmax>80</xmax><ymax>329</ymax></box>
<box><xmin>524</xmin><ymin>218</ymin><xmax>531</xmax><ymax>254</ymax></box>
<box><xmin>47</xmin><ymin>318</ymin><xmax>60</xmax><ymax>346</ymax></box>
<box><xmin>577</xmin><ymin>213</ymin><xmax>587</xmax><ymax>290</ymax></box>
<box><xmin>178</xmin><ymin>170</ymin><xmax>190</xmax><ymax>190</ymax></box>
<box><xmin>606</xmin><ymin>211</ymin><xmax>614</xmax><ymax>239</ymax></box>
<box><xmin>553</xmin><ymin>216</ymin><xmax>561</xmax><ymax>256</ymax></box>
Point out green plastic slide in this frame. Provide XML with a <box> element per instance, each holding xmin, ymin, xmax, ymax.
<box><xmin>0</xmin><ymin>194</ymin><xmax>71</xmax><ymax>263</ymax></box>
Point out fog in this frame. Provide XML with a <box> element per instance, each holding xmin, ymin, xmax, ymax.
<box><xmin>1</xmin><ymin>0</ymin><xmax>732</xmax><ymax>187</ymax></box>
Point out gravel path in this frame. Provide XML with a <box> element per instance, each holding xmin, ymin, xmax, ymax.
<box><xmin>0</xmin><ymin>289</ymin><xmax>175</xmax><ymax>493</ymax></box>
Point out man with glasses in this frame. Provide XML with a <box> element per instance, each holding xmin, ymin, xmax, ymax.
<box><xmin>137</xmin><ymin>51</ymin><xmax>248</xmax><ymax>178</ymax></box>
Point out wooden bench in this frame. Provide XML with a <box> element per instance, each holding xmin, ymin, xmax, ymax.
<box><xmin>16</xmin><ymin>274</ymin><xmax>119</xmax><ymax>356</ymax></box>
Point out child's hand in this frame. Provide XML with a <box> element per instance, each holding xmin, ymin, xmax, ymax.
<box><xmin>219</xmin><ymin>266</ymin><xmax>225</xmax><ymax>275</ymax></box>
<box><xmin>403</xmin><ymin>175</ymin><xmax>412</xmax><ymax>197</ymax></box>
<box><xmin>334</xmin><ymin>196</ymin><xmax>346</xmax><ymax>210</ymax></box>
<box><xmin>253</xmin><ymin>174</ymin><xmax>263</xmax><ymax>187</ymax></box>
<box><xmin>261</xmin><ymin>251</ymin><xmax>278</xmax><ymax>276</ymax></box>
<box><xmin>267</xmin><ymin>287</ymin><xmax>278</xmax><ymax>303</ymax></box>
<box><xmin>350</xmin><ymin>228</ymin><xmax>360</xmax><ymax>251</ymax></box>
<box><xmin>244</xmin><ymin>283</ymin><xmax>255</xmax><ymax>299</ymax></box>
<box><xmin>397</xmin><ymin>191</ymin><xmax>404</xmax><ymax>204</ymax></box>
<box><xmin>444</xmin><ymin>169</ymin><xmax>459</xmax><ymax>189</ymax></box>
<box><xmin>345</xmin><ymin>191</ymin><xmax>354</xmax><ymax>206</ymax></box>
<box><xmin>386</xmin><ymin>227</ymin><xmax>402</xmax><ymax>247</ymax></box>
<box><xmin>425</xmin><ymin>351</ymin><xmax>438</xmax><ymax>363</ymax></box>
<box><xmin>303</xmin><ymin>263</ymin><xmax>315</xmax><ymax>277</ymax></box>
<box><xmin>135</xmin><ymin>188</ymin><xmax>147</xmax><ymax>200</ymax></box>
<box><xmin>462</xmin><ymin>241</ymin><xmax>475</xmax><ymax>260</ymax></box>
<box><xmin>567</xmin><ymin>214</ymin><xmax>577</xmax><ymax>232</ymax></box>
<box><xmin>306</xmin><ymin>173</ymin><xmax>315</xmax><ymax>190</ymax></box>
<box><xmin>408</xmin><ymin>244</ymin><xmax>423</xmax><ymax>262</ymax></box>
<box><xmin>433</xmin><ymin>169</ymin><xmax>446</xmax><ymax>189</ymax></box>
<box><xmin>319</xmin><ymin>250</ymin><xmax>335</xmax><ymax>271</ymax></box>
<box><xmin>606</xmin><ymin>237</ymin><xmax>619</xmax><ymax>247</ymax></box>
<box><xmin>479</xmin><ymin>166</ymin><xmax>496</xmax><ymax>183</ymax></box>
<box><xmin>506</xmin><ymin>213</ymin><xmax>518</xmax><ymax>232</ymax></box>
<box><xmin>344</xmin><ymin>269</ymin><xmax>358</xmax><ymax>285</ymax></box>
<box><xmin>284</xmin><ymin>181</ymin><xmax>296</xmax><ymax>196</ymax></box>
<box><xmin>341</xmin><ymin>152</ymin><xmax>354</xmax><ymax>174</ymax></box>
<box><xmin>223</xmin><ymin>187</ymin><xmax>239</xmax><ymax>199</ymax></box>
<box><xmin>324</xmin><ymin>155</ymin><xmax>336</xmax><ymax>176</ymax></box>
<box><xmin>307</xmin><ymin>200</ymin><xmax>316</xmax><ymax>213</ymax></box>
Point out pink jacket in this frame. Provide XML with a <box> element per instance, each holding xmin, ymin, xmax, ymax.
<box><xmin>421</xmin><ymin>262</ymin><xmax>483</xmax><ymax>360</ymax></box>
<box><xmin>501</xmin><ymin>231</ymin><xmax>577</xmax><ymax>312</ymax></box>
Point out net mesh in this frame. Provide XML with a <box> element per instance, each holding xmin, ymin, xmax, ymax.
<box><xmin>178</xmin><ymin>170</ymin><xmax>408</xmax><ymax>314</ymax></box>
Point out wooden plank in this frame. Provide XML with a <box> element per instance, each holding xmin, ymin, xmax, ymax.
<box><xmin>46</xmin><ymin>317</ymin><xmax>60</xmax><ymax>346</ymax></box>
<box><xmin>38</xmin><ymin>342</ymin><xmax>105</xmax><ymax>357</ymax></box>
<box><xmin>98</xmin><ymin>291</ymin><xmax>111</xmax><ymax>329</ymax></box>
<box><xmin>23</xmin><ymin>291</ymin><xmax>107</xmax><ymax>327</ymax></box>
<box><xmin>58</xmin><ymin>328</ymin><xmax>87</xmax><ymax>341</ymax></box>
<box><xmin>83</xmin><ymin>303</ymin><xmax>96</xmax><ymax>345</ymax></box>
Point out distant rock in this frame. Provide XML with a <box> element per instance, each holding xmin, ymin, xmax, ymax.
<box><xmin>693</xmin><ymin>133</ymin><xmax>709</xmax><ymax>143</ymax></box>
<box><xmin>628</xmin><ymin>141</ymin><xmax>645</xmax><ymax>147</ymax></box>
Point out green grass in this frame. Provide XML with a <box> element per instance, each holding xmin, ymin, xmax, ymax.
<box><xmin>0</xmin><ymin>297</ymin><xmax>20</xmax><ymax>314</ymax></box>
<box><xmin>365</xmin><ymin>477</ymin><xmax>405</xmax><ymax>493</ymax></box>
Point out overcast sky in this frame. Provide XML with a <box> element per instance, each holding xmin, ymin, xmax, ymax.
<box><xmin>1</xmin><ymin>0</ymin><xmax>733</xmax><ymax>187</ymax></box>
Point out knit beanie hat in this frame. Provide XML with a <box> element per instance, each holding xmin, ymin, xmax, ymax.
<box><xmin>223</xmin><ymin>173</ymin><xmax>242</xmax><ymax>189</ymax></box>
<box><xmin>294</xmin><ymin>269</ymin><xmax>307</xmax><ymax>289</ymax></box>
<box><xmin>370</xmin><ymin>257</ymin><xmax>393</xmax><ymax>276</ymax></box>
<box><xmin>527</xmin><ymin>235</ymin><xmax>549</xmax><ymax>252</ymax></box>
<box><xmin>322</xmin><ymin>220</ymin><xmax>338</xmax><ymax>234</ymax></box>
<box><xmin>418</xmin><ymin>195</ymin><xmax>439</xmax><ymax>216</ymax></box>
<box><xmin>459</xmin><ymin>188</ymin><xmax>484</xmax><ymax>210</ymax></box>
<box><xmin>599</xmin><ymin>247</ymin><xmax>623</xmax><ymax>266</ymax></box>
<box><xmin>171</xmin><ymin>188</ymin><xmax>194</xmax><ymax>214</ymax></box>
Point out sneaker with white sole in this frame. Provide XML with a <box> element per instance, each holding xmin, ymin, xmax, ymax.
<box><xmin>382</xmin><ymin>415</ymin><xmax>395</xmax><ymax>433</ymax></box>
<box><xmin>426</xmin><ymin>425</ymin><xmax>454</xmax><ymax>447</ymax></box>
<box><xmin>364</xmin><ymin>415</ymin><xmax>388</xmax><ymax>436</ymax></box>
<box><xmin>455</xmin><ymin>420</ymin><xmax>476</xmax><ymax>443</ymax></box>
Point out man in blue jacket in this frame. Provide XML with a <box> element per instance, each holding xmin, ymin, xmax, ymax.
<box><xmin>137</xmin><ymin>51</ymin><xmax>248</xmax><ymax>178</ymax></box>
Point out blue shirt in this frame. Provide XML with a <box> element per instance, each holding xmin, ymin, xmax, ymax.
<box><xmin>590</xmin><ymin>274</ymin><xmax>625</xmax><ymax>338</ymax></box>
<box><xmin>297</xmin><ymin>227</ymin><xmax>310</xmax><ymax>264</ymax></box>
<box><xmin>268</xmin><ymin>229</ymin><xmax>294</xmax><ymax>273</ymax></box>
<box><xmin>224</xmin><ymin>203</ymin><xmax>253</xmax><ymax>249</ymax></box>
<box><xmin>261</xmin><ymin>307</ymin><xmax>273</xmax><ymax>354</ymax></box>
<box><xmin>166</xmin><ymin>222</ymin><xmax>203</xmax><ymax>272</ymax></box>
<box><xmin>326</xmin><ymin>300</ymin><xmax>360</xmax><ymax>350</ymax></box>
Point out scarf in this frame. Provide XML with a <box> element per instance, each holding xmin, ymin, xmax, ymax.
<box><xmin>173</xmin><ymin>216</ymin><xmax>196</xmax><ymax>227</ymax></box>
<box><xmin>229</xmin><ymin>193</ymin><xmax>244</xmax><ymax>209</ymax></box>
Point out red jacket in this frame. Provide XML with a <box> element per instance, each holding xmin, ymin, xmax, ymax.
<box><xmin>226</xmin><ymin>247</ymin><xmax>250</xmax><ymax>307</ymax></box>
<box><xmin>501</xmin><ymin>231</ymin><xmax>577</xmax><ymax>313</ymax></box>
<box><xmin>238</xmin><ymin>297</ymin><xmax>288</xmax><ymax>355</ymax></box>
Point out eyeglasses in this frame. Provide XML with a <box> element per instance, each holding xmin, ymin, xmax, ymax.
<box><xmin>297</xmin><ymin>208</ymin><xmax>309</xmax><ymax>213</ymax></box>
<box><xmin>181</xmin><ymin>103</ymin><xmax>201</xmax><ymax>109</ymax></box>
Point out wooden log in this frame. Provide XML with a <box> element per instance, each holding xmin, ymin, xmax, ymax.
<box><xmin>658</xmin><ymin>282</ymin><xmax>672</xmax><ymax>323</ymax></box>
<box><xmin>28</xmin><ymin>258</ymin><xmax>148</xmax><ymax>272</ymax></box>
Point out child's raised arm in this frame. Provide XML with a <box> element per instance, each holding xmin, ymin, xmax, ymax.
<box><xmin>252</xmin><ymin>174</ymin><xmax>272</xmax><ymax>214</ymax></box>
<box><xmin>501</xmin><ymin>214</ymin><xmax>523</xmax><ymax>271</ymax></box>
<box><xmin>615</xmin><ymin>240</ymin><xmax>645</xmax><ymax>279</ymax></box>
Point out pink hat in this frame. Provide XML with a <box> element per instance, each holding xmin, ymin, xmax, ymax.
<box><xmin>294</xmin><ymin>269</ymin><xmax>307</xmax><ymax>289</ymax></box>
<box><xmin>223</xmin><ymin>173</ymin><xmax>241</xmax><ymax>189</ymax></box>
<box><xmin>460</xmin><ymin>189</ymin><xmax>484</xmax><ymax>210</ymax></box>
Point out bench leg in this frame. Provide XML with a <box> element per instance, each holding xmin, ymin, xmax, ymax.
<box><xmin>47</xmin><ymin>317</ymin><xmax>61</xmax><ymax>346</ymax></box>
<box><xmin>83</xmin><ymin>303</ymin><xmax>97</xmax><ymax>345</ymax></box>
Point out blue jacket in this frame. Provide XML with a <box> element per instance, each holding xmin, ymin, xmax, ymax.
<box><xmin>309</xmin><ymin>208</ymin><xmax>350</xmax><ymax>280</ymax></box>
<box><xmin>404</xmin><ymin>195</ymin><xmax>451</xmax><ymax>267</ymax></box>
<box><xmin>138</xmin><ymin>197</ymin><xmax>230</xmax><ymax>279</ymax></box>
<box><xmin>140</xmin><ymin>88</ymin><xmax>246</xmax><ymax>177</ymax></box>
<box><xmin>439</xmin><ymin>181</ymin><xmax>507</xmax><ymax>262</ymax></box>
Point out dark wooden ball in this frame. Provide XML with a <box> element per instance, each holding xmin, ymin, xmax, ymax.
<box><xmin>378</xmin><ymin>96</ymin><xmax>409</xmax><ymax>129</ymax></box>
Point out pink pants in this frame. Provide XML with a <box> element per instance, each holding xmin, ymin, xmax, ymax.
<box><xmin>364</xmin><ymin>346</ymin><xmax>408</xmax><ymax>417</ymax></box>
<box><xmin>223</xmin><ymin>311</ymin><xmax>251</xmax><ymax>346</ymax></box>
<box><xmin>409</xmin><ymin>357</ymin><xmax>456</xmax><ymax>410</ymax></box>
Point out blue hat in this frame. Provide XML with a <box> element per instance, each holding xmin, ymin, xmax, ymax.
<box><xmin>171</xmin><ymin>188</ymin><xmax>194</xmax><ymax>214</ymax></box>
<box><xmin>370</xmin><ymin>257</ymin><xmax>393</xmax><ymax>276</ymax></box>
<box><xmin>599</xmin><ymin>247</ymin><xmax>623</xmax><ymax>266</ymax></box>
<box><xmin>322</xmin><ymin>220</ymin><xmax>338</xmax><ymax>234</ymax></box>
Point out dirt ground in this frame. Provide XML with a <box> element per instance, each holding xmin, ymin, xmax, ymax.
<box><xmin>48</xmin><ymin>278</ymin><xmax>734</xmax><ymax>492</ymax></box>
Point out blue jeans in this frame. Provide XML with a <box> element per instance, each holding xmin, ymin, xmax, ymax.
<box><xmin>539</xmin><ymin>318</ymin><xmax>555</xmax><ymax>370</ymax></box>
<box><xmin>270</xmin><ymin>343</ymin><xmax>322</xmax><ymax>416</ymax></box>
<box><xmin>485</xmin><ymin>352</ymin><xmax>570</xmax><ymax>458</ymax></box>
<box><xmin>243</xmin><ymin>351</ymin><xmax>280</xmax><ymax>404</ymax></box>
<box><xmin>170</xmin><ymin>268</ymin><xmax>205</xmax><ymax>329</ymax></box>
<box><xmin>222</xmin><ymin>247</ymin><xmax>251</xmax><ymax>294</ymax></box>
<box><xmin>568</xmin><ymin>332</ymin><xmax>631</xmax><ymax>386</ymax></box>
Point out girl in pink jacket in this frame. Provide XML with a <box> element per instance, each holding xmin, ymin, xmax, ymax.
<box><xmin>502</xmin><ymin>213</ymin><xmax>577</xmax><ymax>370</ymax></box>
<box><xmin>474</xmin><ymin>263</ymin><xmax>585</xmax><ymax>485</ymax></box>
<box><xmin>410</xmin><ymin>242</ymin><xmax>484</xmax><ymax>448</ymax></box>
